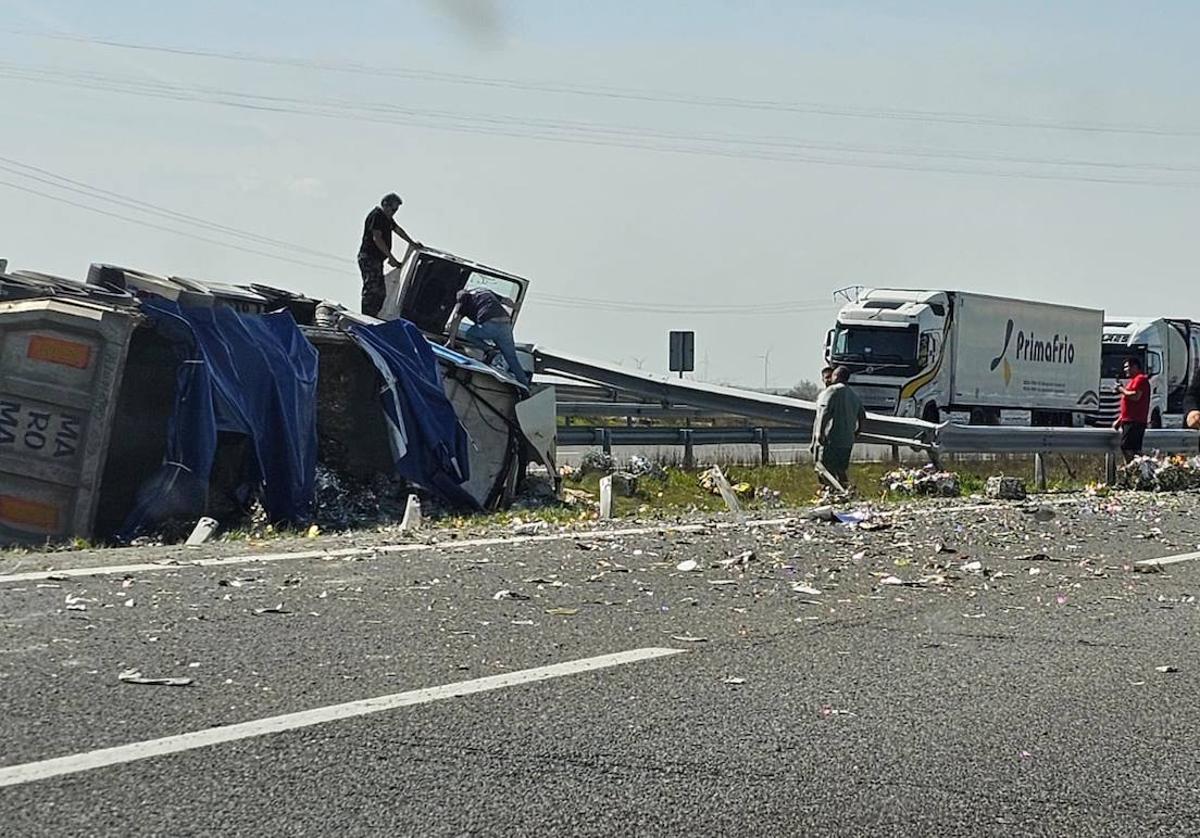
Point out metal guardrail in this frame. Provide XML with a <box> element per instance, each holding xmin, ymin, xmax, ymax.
<box><xmin>557</xmin><ymin>420</ymin><xmax>1200</xmax><ymax>459</ymax></box>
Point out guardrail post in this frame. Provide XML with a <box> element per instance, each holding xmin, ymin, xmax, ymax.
<box><xmin>890</xmin><ymin>445</ymin><xmax>900</xmax><ymax>463</ymax></box>
<box><xmin>1105</xmin><ymin>451</ymin><xmax>1117</xmax><ymax>486</ymax></box>
<box><xmin>682</xmin><ymin>429</ymin><xmax>695</xmax><ymax>469</ymax></box>
<box><xmin>758</xmin><ymin>428</ymin><xmax>770</xmax><ymax>466</ymax></box>
<box><xmin>601</xmin><ymin>428</ymin><xmax>612</xmax><ymax>456</ymax></box>
<box><xmin>1034</xmin><ymin>452</ymin><xmax>1047</xmax><ymax>491</ymax></box>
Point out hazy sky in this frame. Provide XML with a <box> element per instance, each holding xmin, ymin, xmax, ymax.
<box><xmin>1</xmin><ymin>1</ymin><xmax>1198</xmax><ymax>387</ymax></box>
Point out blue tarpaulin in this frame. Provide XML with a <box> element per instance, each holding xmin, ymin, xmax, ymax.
<box><xmin>119</xmin><ymin>300</ymin><xmax>319</xmax><ymax>537</ymax></box>
<box><xmin>345</xmin><ymin>319</ymin><xmax>478</xmax><ymax>509</ymax></box>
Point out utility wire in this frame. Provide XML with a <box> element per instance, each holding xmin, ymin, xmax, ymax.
<box><xmin>3</xmin><ymin>64</ymin><xmax>1199</xmax><ymax>190</ymax></box>
<box><xmin>14</xmin><ymin>30</ymin><xmax>1200</xmax><ymax>139</ymax></box>
<box><xmin>2</xmin><ymin>62</ymin><xmax>1199</xmax><ymax>178</ymax></box>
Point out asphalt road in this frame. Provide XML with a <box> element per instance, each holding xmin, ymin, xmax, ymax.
<box><xmin>3</xmin><ymin>492</ymin><xmax>1200</xmax><ymax>836</ymax></box>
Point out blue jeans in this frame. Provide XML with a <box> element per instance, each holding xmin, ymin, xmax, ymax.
<box><xmin>463</xmin><ymin>319</ymin><xmax>529</xmax><ymax>387</ymax></box>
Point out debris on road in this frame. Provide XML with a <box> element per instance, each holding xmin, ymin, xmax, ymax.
<box><xmin>882</xmin><ymin>465</ymin><xmax>961</xmax><ymax>497</ymax></box>
<box><xmin>1155</xmin><ymin>665</ymin><xmax>1180</xmax><ymax>674</ymax></box>
<box><xmin>185</xmin><ymin>517</ymin><xmax>219</xmax><ymax>546</ymax></box>
<box><xmin>118</xmin><ymin>669</ymin><xmax>193</xmax><ymax>687</ymax></box>
<box><xmin>722</xmin><ymin>677</ymin><xmax>746</xmax><ymax>686</ymax></box>
<box><xmin>987</xmin><ymin>476</ymin><xmax>1027</xmax><ymax>500</ymax></box>
<box><xmin>676</xmin><ymin>559</ymin><xmax>700</xmax><ymax>572</ymax></box>
<box><xmin>253</xmin><ymin>603</ymin><xmax>289</xmax><ymax>615</ymax></box>
<box><xmin>492</xmin><ymin>590</ymin><xmax>530</xmax><ymax>601</ymax></box>
<box><xmin>670</xmin><ymin>634</ymin><xmax>708</xmax><ymax>643</ymax></box>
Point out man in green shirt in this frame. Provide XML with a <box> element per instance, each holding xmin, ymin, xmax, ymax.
<box><xmin>812</xmin><ymin>366</ymin><xmax>866</xmax><ymax>491</ymax></box>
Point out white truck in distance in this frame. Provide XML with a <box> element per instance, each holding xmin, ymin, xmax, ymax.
<box><xmin>826</xmin><ymin>289</ymin><xmax>1102</xmax><ymax>426</ymax></box>
<box><xmin>1094</xmin><ymin>317</ymin><xmax>1200</xmax><ymax>428</ymax></box>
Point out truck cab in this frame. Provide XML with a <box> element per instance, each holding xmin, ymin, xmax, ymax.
<box><xmin>826</xmin><ymin>289</ymin><xmax>949</xmax><ymax>422</ymax></box>
<box><xmin>1096</xmin><ymin>317</ymin><xmax>1200</xmax><ymax>428</ymax></box>
<box><xmin>377</xmin><ymin>246</ymin><xmax>533</xmax><ymax>383</ymax></box>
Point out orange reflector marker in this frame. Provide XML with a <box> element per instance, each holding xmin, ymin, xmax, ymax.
<box><xmin>0</xmin><ymin>495</ymin><xmax>60</xmax><ymax>532</ymax></box>
<box><xmin>27</xmin><ymin>335</ymin><xmax>92</xmax><ymax>369</ymax></box>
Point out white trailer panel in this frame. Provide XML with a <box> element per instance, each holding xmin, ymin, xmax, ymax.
<box><xmin>951</xmin><ymin>293</ymin><xmax>1101</xmax><ymax>413</ymax></box>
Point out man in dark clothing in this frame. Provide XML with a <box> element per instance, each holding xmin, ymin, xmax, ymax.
<box><xmin>356</xmin><ymin>193</ymin><xmax>420</xmax><ymax>317</ymax></box>
<box><xmin>445</xmin><ymin>287</ymin><xmax>529</xmax><ymax>387</ymax></box>
<box><xmin>1113</xmin><ymin>356</ymin><xmax>1151</xmax><ymax>461</ymax></box>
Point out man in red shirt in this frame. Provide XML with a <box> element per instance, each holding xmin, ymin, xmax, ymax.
<box><xmin>1113</xmin><ymin>356</ymin><xmax>1151</xmax><ymax>461</ymax></box>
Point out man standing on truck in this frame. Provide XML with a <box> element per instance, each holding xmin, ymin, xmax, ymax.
<box><xmin>357</xmin><ymin>193</ymin><xmax>421</xmax><ymax>318</ymax></box>
<box><xmin>445</xmin><ymin>287</ymin><xmax>530</xmax><ymax>388</ymax></box>
<box><xmin>1113</xmin><ymin>356</ymin><xmax>1151</xmax><ymax>461</ymax></box>
<box><xmin>812</xmin><ymin>366</ymin><xmax>865</xmax><ymax>491</ymax></box>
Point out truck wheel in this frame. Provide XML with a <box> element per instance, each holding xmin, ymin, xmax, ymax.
<box><xmin>1151</xmin><ymin>411</ymin><xmax>1162</xmax><ymax>429</ymax></box>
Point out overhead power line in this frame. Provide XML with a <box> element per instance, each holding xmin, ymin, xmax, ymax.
<box><xmin>0</xmin><ymin>154</ymin><xmax>830</xmax><ymax>315</ymax></box>
<box><xmin>14</xmin><ymin>30</ymin><xmax>1200</xmax><ymax>139</ymax></box>
<box><xmin>2</xmin><ymin>62</ymin><xmax>1198</xmax><ymax>190</ymax></box>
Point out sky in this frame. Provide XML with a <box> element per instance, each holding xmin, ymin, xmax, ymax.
<box><xmin>1</xmin><ymin>1</ymin><xmax>1198</xmax><ymax>387</ymax></box>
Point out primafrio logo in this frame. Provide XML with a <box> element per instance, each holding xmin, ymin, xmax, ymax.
<box><xmin>989</xmin><ymin>318</ymin><xmax>1078</xmax><ymax>387</ymax></box>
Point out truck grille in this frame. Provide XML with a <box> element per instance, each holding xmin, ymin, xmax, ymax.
<box><xmin>849</xmin><ymin>384</ymin><xmax>899</xmax><ymax>414</ymax></box>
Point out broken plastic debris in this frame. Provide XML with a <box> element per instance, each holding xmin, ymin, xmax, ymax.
<box><xmin>492</xmin><ymin>590</ymin><xmax>530</xmax><ymax>601</ymax></box>
<box><xmin>1155</xmin><ymin>665</ymin><xmax>1179</xmax><ymax>674</ymax></box>
<box><xmin>185</xmin><ymin>517</ymin><xmax>218</xmax><ymax>546</ymax></box>
<box><xmin>544</xmin><ymin>607</ymin><xmax>579</xmax><ymax>616</ymax></box>
<box><xmin>722</xmin><ymin>677</ymin><xmax>746</xmax><ymax>686</ymax></box>
<box><xmin>401</xmin><ymin>495</ymin><xmax>423</xmax><ymax>532</ymax></box>
<box><xmin>961</xmin><ymin>560</ymin><xmax>983</xmax><ymax>573</ymax></box>
<box><xmin>118</xmin><ymin>669</ymin><xmax>193</xmax><ymax>687</ymax></box>
<box><xmin>675</xmin><ymin>559</ymin><xmax>699</xmax><ymax>572</ymax></box>
<box><xmin>670</xmin><ymin>635</ymin><xmax>708</xmax><ymax>643</ymax></box>
<box><xmin>792</xmin><ymin>584</ymin><xmax>823</xmax><ymax>596</ymax></box>
<box><xmin>253</xmin><ymin>603</ymin><xmax>288</xmax><ymax>615</ymax></box>
<box><xmin>512</xmin><ymin>520</ymin><xmax>548</xmax><ymax>536</ymax></box>
<box><xmin>834</xmin><ymin>510</ymin><xmax>870</xmax><ymax>526</ymax></box>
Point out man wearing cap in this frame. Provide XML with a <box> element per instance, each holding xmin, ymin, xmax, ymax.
<box><xmin>357</xmin><ymin>193</ymin><xmax>421</xmax><ymax>317</ymax></box>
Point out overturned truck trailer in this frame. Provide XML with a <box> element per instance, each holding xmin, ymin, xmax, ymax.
<box><xmin>0</xmin><ymin>256</ymin><xmax>546</xmax><ymax>546</ymax></box>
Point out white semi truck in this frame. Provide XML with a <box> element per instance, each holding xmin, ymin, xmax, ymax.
<box><xmin>1093</xmin><ymin>317</ymin><xmax>1200</xmax><ymax>428</ymax></box>
<box><xmin>826</xmin><ymin>289</ymin><xmax>1103</xmax><ymax>426</ymax></box>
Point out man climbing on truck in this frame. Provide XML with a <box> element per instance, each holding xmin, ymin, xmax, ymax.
<box><xmin>357</xmin><ymin>192</ymin><xmax>421</xmax><ymax>317</ymax></box>
<box><xmin>445</xmin><ymin>287</ymin><xmax>530</xmax><ymax>388</ymax></box>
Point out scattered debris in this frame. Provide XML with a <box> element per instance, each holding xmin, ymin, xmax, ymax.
<box><xmin>792</xmin><ymin>583</ymin><xmax>823</xmax><ymax>596</ymax></box>
<box><xmin>118</xmin><ymin>669</ymin><xmax>193</xmax><ymax>687</ymax></box>
<box><xmin>609</xmin><ymin>472</ymin><xmax>639</xmax><ymax>497</ymax></box>
<box><xmin>676</xmin><ymin>559</ymin><xmax>700</xmax><ymax>572</ymax></box>
<box><xmin>1120</xmin><ymin>454</ymin><xmax>1200</xmax><ymax>492</ymax></box>
<box><xmin>253</xmin><ymin>603</ymin><xmax>289</xmax><ymax>615</ymax></box>
<box><xmin>627</xmin><ymin>455</ymin><xmax>667</xmax><ymax>480</ymax></box>
<box><xmin>400</xmin><ymin>495</ymin><xmax>423</xmax><ymax>532</ymax></box>
<box><xmin>511</xmin><ymin>520</ymin><xmax>548</xmax><ymax>536</ymax></box>
<box><xmin>670</xmin><ymin>634</ymin><xmax>708</xmax><ymax>643</ymax></box>
<box><xmin>699</xmin><ymin>466</ymin><xmax>742</xmax><ymax>514</ymax></box>
<box><xmin>716</xmin><ymin>551</ymin><xmax>755</xmax><ymax>570</ymax></box>
<box><xmin>185</xmin><ymin>517</ymin><xmax>219</xmax><ymax>546</ymax></box>
<box><xmin>882</xmin><ymin>465</ymin><xmax>961</xmax><ymax>497</ymax></box>
<box><xmin>986</xmin><ymin>475</ymin><xmax>1027</xmax><ymax>500</ymax></box>
<box><xmin>492</xmin><ymin>590</ymin><xmax>530</xmax><ymax>601</ymax></box>
<box><xmin>578</xmin><ymin>449</ymin><xmax>616</xmax><ymax>477</ymax></box>
<box><xmin>722</xmin><ymin>677</ymin><xmax>746</xmax><ymax>686</ymax></box>
<box><xmin>545</xmin><ymin>607</ymin><xmax>579</xmax><ymax>616</ymax></box>
<box><xmin>1155</xmin><ymin>665</ymin><xmax>1180</xmax><ymax>674</ymax></box>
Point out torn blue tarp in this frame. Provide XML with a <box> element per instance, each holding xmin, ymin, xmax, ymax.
<box><xmin>345</xmin><ymin>319</ymin><xmax>478</xmax><ymax>509</ymax></box>
<box><xmin>119</xmin><ymin>299</ymin><xmax>318</xmax><ymax>538</ymax></box>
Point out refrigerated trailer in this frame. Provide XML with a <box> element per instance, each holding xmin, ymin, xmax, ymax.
<box><xmin>827</xmin><ymin>289</ymin><xmax>1102</xmax><ymax>426</ymax></box>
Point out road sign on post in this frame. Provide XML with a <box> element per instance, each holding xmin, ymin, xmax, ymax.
<box><xmin>669</xmin><ymin>331</ymin><xmax>695</xmax><ymax>379</ymax></box>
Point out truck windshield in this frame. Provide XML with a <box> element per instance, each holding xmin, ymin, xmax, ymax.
<box><xmin>1101</xmin><ymin>346</ymin><xmax>1144</xmax><ymax>379</ymax></box>
<box><xmin>831</xmin><ymin>325</ymin><xmax>917</xmax><ymax>365</ymax></box>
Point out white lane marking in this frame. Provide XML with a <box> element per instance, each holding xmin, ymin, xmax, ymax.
<box><xmin>1136</xmin><ymin>551</ymin><xmax>1200</xmax><ymax>568</ymax></box>
<box><xmin>0</xmin><ymin>646</ymin><xmax>685</xmax><ymax>789</ymax></box>
<box><xmin>0</xmin><ymin>496</ymin><xmax>1077</xmax><ymax>585</ymax></box>
<box><xmin>0</xmin><ymin>519</ymin><xmax>796</xmax><ymax>584</ymax></box>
